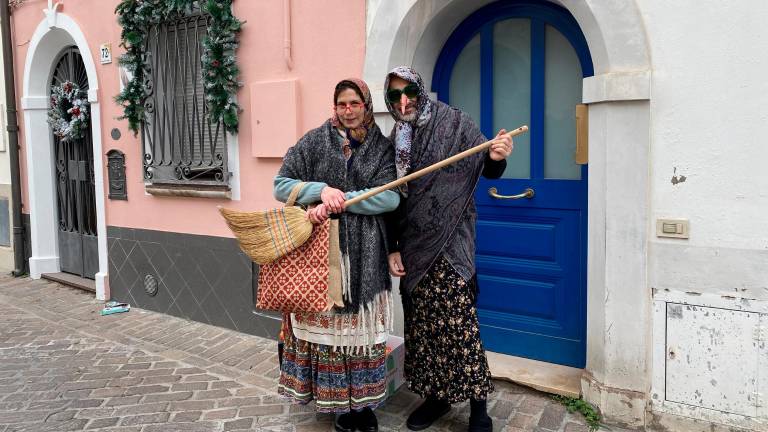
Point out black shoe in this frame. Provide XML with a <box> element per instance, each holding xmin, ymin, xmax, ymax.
<box><xmin>406</xmin><ymin>398</ymin><xmax>451</xmax><ymax>431</ymax></box>
<box><xmin>335</xmin><ymin>411</ymin><xmax>356</xmax><ymax>432</ymax></box>
<box><xmin>467</xmin><ymin>413</ymin><xmax>493</xmax><ymax>432</ymax></box>
<box><xmin>356</xmin><ymin>407</ymin><xmax>378</xmax><ymax>432</ymax></box>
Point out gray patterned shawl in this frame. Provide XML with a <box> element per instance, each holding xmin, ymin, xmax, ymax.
<box><xmin>278</xmin><ymin>120</ymin><xmax>395</xmax><ymax>313</ymax></box>
<box><xmin>385</xmin><ymin>68</ymin><xmax>487</xmax><ymax>295</ymax></box>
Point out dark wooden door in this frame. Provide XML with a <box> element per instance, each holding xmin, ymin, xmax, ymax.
<box><xmin>52</xmin><ymin>47</ymin><xmax>98</xmax><ymax>279</ymax></box>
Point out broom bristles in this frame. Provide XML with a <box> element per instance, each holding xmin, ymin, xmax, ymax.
<box><xmin>219</xmin><ymin>206</ymin><xmax>313</xmax><ymax>264</ymax></box>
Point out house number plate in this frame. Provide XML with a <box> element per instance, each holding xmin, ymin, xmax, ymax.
<box><xmin>100</xmin><ymin>43</ymin><xmax>112</xmax><ymax>64</ymax></box>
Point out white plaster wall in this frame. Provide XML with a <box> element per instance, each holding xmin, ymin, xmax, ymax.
<box><xmin>639</xmin><ymin>1</ymin><xmax>768</xmax><ymax>428</ymax></box>
<box><xmin>637</xmin><ymin>1</ymin><xmax>768</xmax><ymax>300</ymax></box>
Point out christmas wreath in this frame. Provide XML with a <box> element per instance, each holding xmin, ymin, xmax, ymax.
<box><xmin>47</xmin><ymin>81</ymin><xmax>90</xmax><ymax>142</ymax></box>
<box><xmin>115</xmin><ymin>0</ymin><xmax>242</xmax><ymax>135</ymax></box>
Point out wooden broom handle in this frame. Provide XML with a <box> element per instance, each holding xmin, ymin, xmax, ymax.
<box><xmin>344</xmin><ymin>125</ymin><xmax>529</xmax><ymax>207</ymax></box>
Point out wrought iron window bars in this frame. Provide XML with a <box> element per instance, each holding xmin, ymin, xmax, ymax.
<box><xmin>141</xmin><ymin>11</ymin><xmax>229</xmax><ymax>187</ymax></box>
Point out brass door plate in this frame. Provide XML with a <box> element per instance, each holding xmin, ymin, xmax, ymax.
<box><xmin>575</xmin><ymin>104</ymin><xmax>588</xmax><ymax>165</ymax></box>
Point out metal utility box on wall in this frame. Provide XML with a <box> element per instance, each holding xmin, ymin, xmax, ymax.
<box><xmin>652</xmin><ymin>293</ymin><xmax>768</xmax><ymax>429</ymax></box>
<box><xmin>666</xmin><ymin>304</ymin><xmax>759</xmax><ymax>416</ymax></box>
<box><xmin>250</xmin><ymin>79</ymin><xmax>299</xmax><ymax>158</ymax></box>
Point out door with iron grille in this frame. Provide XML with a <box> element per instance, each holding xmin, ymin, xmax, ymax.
<box><xmin>52</xmin><ymin>47</ymin><xmax>98</xmax><ymax>279</ymax></box>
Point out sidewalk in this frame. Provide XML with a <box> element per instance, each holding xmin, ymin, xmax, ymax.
<box><xmin>0</xmin><ymin>275</ymin><xmax>608</xmax><ymax>431</ymax></box>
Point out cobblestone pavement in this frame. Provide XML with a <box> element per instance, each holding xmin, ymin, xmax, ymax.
<box><xmin>0</xmin><ymin>275</ymin><xmax>622</xmax><ymax>431</ymax></box>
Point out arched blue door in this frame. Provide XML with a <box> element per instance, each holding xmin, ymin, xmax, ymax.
<box><xmin>433</xmin><ymin>1</ymin><xmax>593</xmax><ymax>367</ymax></box>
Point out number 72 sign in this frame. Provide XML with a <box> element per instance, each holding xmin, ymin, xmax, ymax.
<box><xmin>100</xmin><ymin>43</ymin><xmax>112</xmax><ymax>65</ymax></box>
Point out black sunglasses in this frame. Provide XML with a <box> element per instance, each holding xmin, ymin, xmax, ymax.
<box><xmin>387</xmin><ymin>83</ymin><xmax>420</xmax><ymax>103</ymax></box>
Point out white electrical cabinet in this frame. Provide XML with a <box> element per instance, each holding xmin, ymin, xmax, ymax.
<box><xmin>652</xmin><ymin>293</ymin><xmax>768</xmax><ymax>430</ymax></box>
<box><xmin>665</xmin><ymin>303</ymin><xmax>760</xmax><ymax>416</ymax></box>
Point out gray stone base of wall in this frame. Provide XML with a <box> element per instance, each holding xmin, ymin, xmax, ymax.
<box><xmin>107</xmin><ymin>226</ymin><xmax>280</xmax><ymax>340</ymax></box>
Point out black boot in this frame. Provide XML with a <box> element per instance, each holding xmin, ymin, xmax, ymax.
<box><xmin>334</xmin><ymin>411</ymin><xmax>356</xmax><ymax>432</ymax></box>
<box><xmin>356</xmin><ymin>407</ymin><xmax>378</xmax><ymax>432</ymax></box>
<box><xmin>406</xmin><ymin>397</ymin><xmax>451</xmax><ymax>431</ymax></box>
<box><xmin>468</xmin><ymin>398</ymin><xmax>492</xmax><ymax>432</ymax></box>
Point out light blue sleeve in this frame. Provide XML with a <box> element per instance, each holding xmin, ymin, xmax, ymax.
<box><xmin>273</xmin><ymin>176</ymin><xmax>327</xmax><ymax>206</ymax></box>
<box><xmin>344</xmin><ymin>189</ymin><xmax>400</xmax><ymax>215</ymax></box>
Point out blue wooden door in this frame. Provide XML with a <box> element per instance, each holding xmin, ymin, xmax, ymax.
<box><xmin>433</xmin><ymin>1</ymin><xmax>593</xmax><ymax>367</ymax></box>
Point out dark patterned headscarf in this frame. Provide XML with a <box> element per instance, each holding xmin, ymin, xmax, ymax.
<box><xmin>331</xmin><ymin>78</ymin><xmax>374</xmax><ymax>160</ymax></box>
<box><xmin>384</xmin><ymin>67</ymin><xmax>434</xmax><ymax>181</ymax></box>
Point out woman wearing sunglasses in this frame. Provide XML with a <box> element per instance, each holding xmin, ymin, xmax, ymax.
<box><xmin>383</xmin><ymin>66</ymin><xmax>513</xmax><ymax>432</ymax></box>
<box><xmin>273</xmin><ymin>78</ymin><xmax>399</xmax><ymax>432</ymax></box>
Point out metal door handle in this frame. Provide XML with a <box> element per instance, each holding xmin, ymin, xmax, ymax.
<box><xmin>488</xmin><ymin>187</ymin><xmax>534</xmax><ymax>200</ymax></box>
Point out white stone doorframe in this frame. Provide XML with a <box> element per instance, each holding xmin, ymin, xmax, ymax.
<box><xmin>21</xmin><ymin>11</ymin><xmax>109</xmax><ymax>300</ymax></box>
<box><xmin>364</xmin><ymin>0</ymin><xmax>652</xmax><ymax>427</ymax></box>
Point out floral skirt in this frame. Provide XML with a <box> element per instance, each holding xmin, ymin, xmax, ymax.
<box><xmin>278</xmin><ymin>316</ymin><xmax>388</xmax><ymax>414</ymax></box>
<box><xmin>403</xmin><ymin>257</ymin><xmax>493</xmax><ymax>403</ymax></box>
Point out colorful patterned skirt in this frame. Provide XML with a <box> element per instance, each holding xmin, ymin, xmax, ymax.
<box><xmin>278</xmin><ymin>315</ymin><xmax>388</xmax><ymax>413</ymax></box>
<box><xmin>403</xmin><ymin>256</ymin><xmax>494</xmax><ymax>403</ymax></box>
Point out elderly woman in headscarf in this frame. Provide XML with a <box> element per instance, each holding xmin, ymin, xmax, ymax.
<box><xmin>272</xmin><ymin>78</ymin><xmax>399</xmax><ymax>432</ymax></box>
<box><xmin>383</xmin><ymin>66</ymin><xmax>513</xmax><ymax>432</ymax></box>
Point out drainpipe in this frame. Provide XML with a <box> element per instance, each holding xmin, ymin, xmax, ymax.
<box><xmin>0</xmin><ymin>0</ymin><xmax>27</xmax><ymax>276</ymax></box>
<box><xmin>283</xmin><ymin>0</ymin><xmax>293</xmax><ymax>70</ymax></box>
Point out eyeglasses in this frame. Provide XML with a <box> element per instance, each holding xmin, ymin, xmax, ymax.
<box><xmin>386</xmin><ymin>83</ymin><xmax>420</xmax><ymax>103</ymax></box>
<box><xmin>335</xmin><ymin>101</ymin><xmax>364</xmax><ymax>112</ymax></box>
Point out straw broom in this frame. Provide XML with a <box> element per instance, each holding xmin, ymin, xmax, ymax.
<box><xmin>219</xmin><ymin>185</ymin><xmax>313</xmax><ymax>265</ymax></box>
<box><xmin>220</xmin><ymin>125</ymin><xmax>529</xmax><ymax>264</ymax></box>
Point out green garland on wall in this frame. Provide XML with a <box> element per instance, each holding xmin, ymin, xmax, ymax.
<box><xmin>115</xmin><ymin>0</ymin><xmax>243</xmax><ymax>134</ymax></box>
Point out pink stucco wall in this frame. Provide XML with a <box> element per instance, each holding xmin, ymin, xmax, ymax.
<box><xmin>13</xmin><ymin>0</ymin><xmax>366</xmax><ymax>238</ymax></box>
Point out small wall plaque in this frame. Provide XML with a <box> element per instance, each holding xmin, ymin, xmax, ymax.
<box><xmin>100</xmin><ymin>43</ymin><xmax>112</xmax><ymax>64</ymax></box>
<box><xmin>107</xmin><ymin>149</ymin><xmax>127</xmax><ymax>200</ymax></box>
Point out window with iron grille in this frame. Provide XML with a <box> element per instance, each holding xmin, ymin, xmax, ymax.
<box><xmin>142</xmin><ymin>10</ymin><xmax>229</xmax><ymax>188</ymax></box>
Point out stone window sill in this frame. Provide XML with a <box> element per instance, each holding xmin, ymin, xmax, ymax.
<box><xmin>145</xmin><ymin>183</ymin><xmax>231</xmax><ymax>199</ymax></box>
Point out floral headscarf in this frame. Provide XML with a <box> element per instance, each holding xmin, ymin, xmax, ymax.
<box><xmin>331</xmin><ymin>78</ymin><xmax>375</xmax><ymax>160</ymax></box>
<box><xmin>383</xmin><ymin>67</ymin><xmax>434</xmax><ymax>182</ymax></box>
